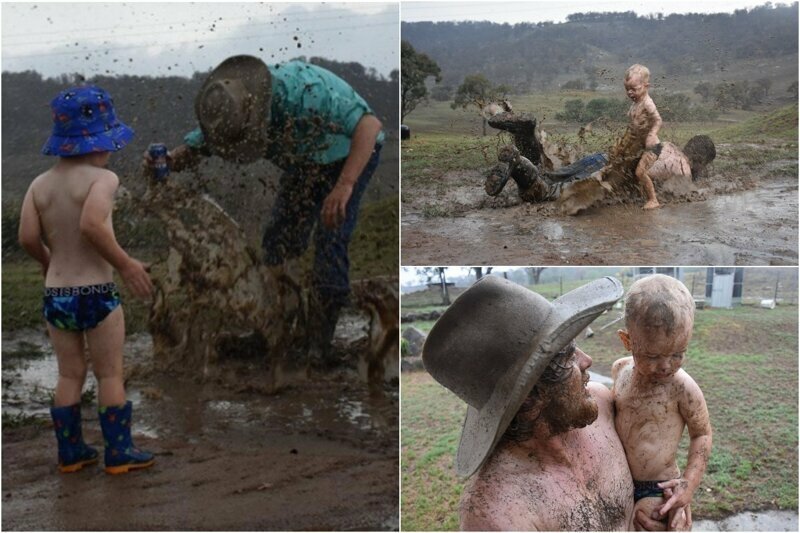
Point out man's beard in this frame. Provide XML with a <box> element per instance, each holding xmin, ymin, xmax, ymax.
<box><xmin>541</xmin><ymin>375</ymin><xmax>599</xmax><ymax>436</ymax></box>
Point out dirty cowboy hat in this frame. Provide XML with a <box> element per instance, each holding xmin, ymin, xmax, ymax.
<box><xmin>422</xmin><ymin>275</ymin><xmax>623</xmax><ymax>478</ymax></box>
<box><xmin>195</xmin><ymin>55</ymin><xmax>271</xmax><ymax>163</ymax></box>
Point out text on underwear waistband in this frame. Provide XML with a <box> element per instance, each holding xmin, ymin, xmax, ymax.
<box><xmin>44</xmin><ymin>283</ymin><xmax>118</xmax><ymax>297</ymax></box>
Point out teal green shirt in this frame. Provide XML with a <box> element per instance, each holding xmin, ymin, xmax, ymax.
<box><xmin>185</xmin><ymin>60</ymin><xmax>385</xmax><ymax>167</ymax></box>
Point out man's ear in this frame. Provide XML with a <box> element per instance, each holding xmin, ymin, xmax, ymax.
<box><xmin>617</xmin><ymin>329</ymin><xmax>632</xmax><ymax>352</ymax></box>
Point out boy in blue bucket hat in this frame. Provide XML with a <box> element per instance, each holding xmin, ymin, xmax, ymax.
<box><xmin>19</xmin><ymin>85</ymin><xmax>156</xmax><ymax>474</ymax></box>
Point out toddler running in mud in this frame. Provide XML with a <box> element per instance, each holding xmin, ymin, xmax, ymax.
<box><xmin>623</xmin><ymin>64</ymin><xmax>664</xmax><ymax>209</ymax></box>
<box><xmin>19</xmin><ymin>85</ymin><xmax>155</xmax><ymax>474</ymax></box>
<box><xmin>612</xmin><ymin>274</ymin><xmax>713</xmax><ymax>530</ymax></box>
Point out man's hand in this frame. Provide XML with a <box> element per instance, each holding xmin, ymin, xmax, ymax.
<box><xmin>645</xmin><ymin>133</ymin><xmax>660</xmax><ymax>149</ymax></box>
<box><xmin>119</xmin><ymin>258</ymin><xmax>153</xmax><ymax>299</ymax></box>
<box><xmin>141</xmin><ymin>143</ymin><xmax>198</xmax><ymax>176</ymax></box>
<box><xmin>656</xmin><ymin>479</ymin><xmax>693</xmax><ymax>527</ymax></box>
<box><xmin>634</xmin><ymin>508</ymin><xmax>666</xmax><ymax>531</ymax></box>
<box><xmin>321</xmin><ymin>181</ymin><xmax>354</xmax><ymax>229</ymax></box>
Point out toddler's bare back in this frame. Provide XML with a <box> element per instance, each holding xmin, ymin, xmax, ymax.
<box><xmin>30</xmin><ymin>162</ymin><xmax>118</xmax><ymax>287</ymax></box>
<box><xmin>613</xmin><ymin>357</ymin><xmax>691</xmax><ymax>481</ymax></box>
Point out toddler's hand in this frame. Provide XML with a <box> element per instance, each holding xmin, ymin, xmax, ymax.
<box><xmin>120</xmin><ymin>258</ymin><xmax>153</xmax><ymax>300</ymax></box>
<box><xmin>655</xmin><ymin>479</ymin><xmax>692</xmax><ymax>526</ymax></box>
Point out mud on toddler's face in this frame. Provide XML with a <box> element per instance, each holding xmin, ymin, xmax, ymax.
<box><xmin>623</xmin><ymin>318</ymin><xmax>693</xmax><ymax>382</ymax></box>
<box><xmin>624</xmin><ymin>75</ymin><xmax>648</xmax><ymax>101</ymax></box>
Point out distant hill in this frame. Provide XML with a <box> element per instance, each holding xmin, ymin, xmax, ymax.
<box><xmin>403</xmin><ymin>4</ymin><xmax>798</xmax><ymax>93</ymax></box>
<box><xmin>1</xmin><ymin>57</ymin><xmax>398</xmax><ymax>207</ymax></box>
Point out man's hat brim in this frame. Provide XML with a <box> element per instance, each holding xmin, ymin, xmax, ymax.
<box><xmin>455</xmin><ymin>276</ymin><xmax>623</xmax><ymax>478</ymax></box>
<box><xmin>196</xmin><ymin>55</ymin><xmax>271</xmax><ymax>162</ymax></box>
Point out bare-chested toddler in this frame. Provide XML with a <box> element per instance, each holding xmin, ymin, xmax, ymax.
<box><xmin>624</xmin><ymin>64</ymin><xmax>664</xmax><ymax>209</ymax></box>
<box><xmin>19</xmin><ymin>85</ymin><xmax>155</xmax><ymax>474</ymax></box>
<box><xmin>612</xmin><ymin>274</ymin><xmax>712</xmax><ymax>530</ymax></box>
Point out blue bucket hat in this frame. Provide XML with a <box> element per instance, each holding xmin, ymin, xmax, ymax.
<box><xmin>42</xmin><ymin>85</ymin><xmax>134</xmax><ymax>157</ymax></box>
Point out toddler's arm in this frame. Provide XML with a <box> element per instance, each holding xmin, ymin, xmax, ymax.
<box><xmin>656</xmin><ymin>376</ymin><xmax>712</xmax><ymax>528</ymax></box>
<box><xmin>643</xmin><ymin>98</ymin><xmax>663</xmax><ymax>148</ymax></box>
<box><xmin>18</xmin><ymin>186</ymin><xmax>50</xmax><ymax>275</ymax></box>
<box><xmin>79</xmin><ymin>171</ymin><xmax>153</xmax><ymax>299</ymax></box>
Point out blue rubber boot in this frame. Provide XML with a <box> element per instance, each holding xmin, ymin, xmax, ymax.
<box><xmin>98</xmin><ymin>401</ymin><xmax>154</xmax><ymax>475</ymax></box>
<box><xmin>50</xmin><ymin>404</ymin><xmax>99</xmax><ymax>473</ymax></box>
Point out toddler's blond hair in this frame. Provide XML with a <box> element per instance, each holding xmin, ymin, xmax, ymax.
<box><xmin>625</xmin><ymin>64</ymin><xmax>650</xmax><ymax>84</ymax></box>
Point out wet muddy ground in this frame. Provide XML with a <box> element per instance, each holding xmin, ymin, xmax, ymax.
<box><xmin>2</xmin><ymin>318</ymin><xmax>398</xmax><ymax>531</ymax></box>
<box><xmin>402</xmin><ymin>154</ymin><xmax>797</xmax><ymax>265</ymax></box>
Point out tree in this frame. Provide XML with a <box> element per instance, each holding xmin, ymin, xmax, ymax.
<box><xmin>755</xmin><ymin>78</ymin><xmax>772</xmax><ymax>98</ymax></box>
<box><xmin>451</xmin><ymin>74</ymin><xmax>507</xmax><ymax>135</ymax></box>
<box><xmin>472</xmin><ymin>267</ymin><xmax>493</xmax><ymax>280</ymax></box>
<box><xmin>527</xmin><ymin>268</ymin><xmax>546</xmax><ymax>285</ymax></box>
<box><xmin>401</xmin><ymin>40</ymin><xmax>441</xmax><ymax>121</ymax></box>
<box><xmin>694</xmin><ymin>82</ymin><xmax>713</xmax><ymax>102</ymax></box>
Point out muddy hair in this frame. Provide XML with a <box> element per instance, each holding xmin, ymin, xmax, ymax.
<box><xmin>682</xmin><ymin>135</ymin><xmax>716</xmax><ymax>180</ymax></box>
<box><xmin>625</xmin><ymin>275</ymin><xmax>694</xmax><ymax>335</ymax></box>
<box><xmin>502</xmin><ymin>342</ymin><xmax>576</xmax><ymax>442</ymax></box>
<box><xmin>625</xmin><ymin>64</ymin><xmax>650</xmax><ymax>84</ymax></box>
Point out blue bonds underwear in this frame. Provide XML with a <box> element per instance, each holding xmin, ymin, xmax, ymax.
<box><xmin>43</xmin><ymin>283</ymin><xmax>121</xmax><ymax>332</ymax></box>
<box><xmin>634</xmin><ymin>479</ymin><xmax>667</xmax><ymax>502</ymax></box>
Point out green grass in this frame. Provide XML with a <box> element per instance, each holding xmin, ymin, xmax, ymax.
<box><xmin>402</xmin><ymin>305</ymin><xmax>798</xmax><ymax>527</ymax></box>
<box><xmin>712</xmin><ymin>103</ymin><xmax>799</xmax><ymax>143</ymax></box>
<box><xmin>348</xmin><ymin>196</ymin><xmax>399</xmax><ymax>280</ymax></box>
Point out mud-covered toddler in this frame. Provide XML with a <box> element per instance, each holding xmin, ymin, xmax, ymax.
<box><xmin>19</xmin><ymin>85</ymin><xmax>155</xmax><ymax>474</ymax></box>
<box><xmin>612</xmin><ymin>274</ymin><xmax>712</xmax><ymax>530</ymax></box>
<box><xmin>623</xmin><ymin>64</ymin><xmax>665</xmax><ymax>210</ymax></box>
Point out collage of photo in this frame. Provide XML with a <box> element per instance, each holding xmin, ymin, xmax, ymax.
<box><xmin>1</xmin><ymin>1</ymin><xmax>798</xmax><ymax>532</ymax></box>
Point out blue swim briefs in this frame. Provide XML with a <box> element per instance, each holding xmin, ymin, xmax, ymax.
<box><xmin>43</xmin><ymin>282</ymin><xmax>121</xmax><ymax>332</ymax></box>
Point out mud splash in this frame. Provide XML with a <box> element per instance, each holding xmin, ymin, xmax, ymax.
<box><xmin>121</xmin><ymin>178</ymin><xmax>397</xmax><ymax>392</ymax></box>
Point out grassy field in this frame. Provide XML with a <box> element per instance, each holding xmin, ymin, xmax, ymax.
<box><xmin>401</xmin><ymin>305</ymin><xmax>798</xmax><ymax>529</ymax></box>
<box><xmin>1</xmin><ymin>196</ymin><xmax>398</xmax><ymax>333</ymax></box>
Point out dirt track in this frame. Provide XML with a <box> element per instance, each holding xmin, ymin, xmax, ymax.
<box><xmin>2</xmin><ymin>330</ymin><xmax>398</xmax><ymax>531</ymax></box>
<box><xmin>401</xmin><ymin>162</ymin><xmax>798</xmax><ymax>266</ymax></box>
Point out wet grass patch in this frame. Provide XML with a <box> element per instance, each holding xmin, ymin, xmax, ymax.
<box><xmin>403</xmin><ymin>305</ymin><xmax>798</xmax><ymax>526</ymax></box>
<box><xmin>401</xmin><ymin>370</ymin><xmax>464</xmax><ymax>531</ymax></box>
<box><xmin>1</xmin><ymin>411</ymin><xmax>47</xmax><ymax>429</ymax></box>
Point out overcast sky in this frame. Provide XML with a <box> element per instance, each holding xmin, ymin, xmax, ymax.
<box><xmin>2</xmin><ymin>2</ymin><xmax>399</xmax><ymax>78</ymax></box>
<box><xmin>401</xmin><ymin>0</ymin><xmax>782</xmax><ymax>24</ymax></box>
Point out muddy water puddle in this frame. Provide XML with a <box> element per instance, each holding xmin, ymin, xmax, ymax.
<box><xmin>403</xmin><ymin>173</ymin><xmax>798</xmax><ymax>265</ymax></box>
<box><xmin>2</xmin><ymin>323</ymin><xmax>397</xmax><ymax>447</ymax></box>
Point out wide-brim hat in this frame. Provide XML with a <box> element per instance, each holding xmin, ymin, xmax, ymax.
<box><xmin>422</xmin><ymin>275</ymin><xmax>623</xmax><ymax>478</ymax></box>
<box><xmin>42</xmin><ymin>85</ymin><xmax>134</xmax><ymax>157</ymax></box>
<box><xmin>195</xmin><ymin>55</ymin><xmax>271</xmax><ymax>163</ymax></box>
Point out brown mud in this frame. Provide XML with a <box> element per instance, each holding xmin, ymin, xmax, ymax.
<box><xmin>402</xmin><ymin>159</ymin><xmax>797</xmax><ymax>265</ymax></box>
<box><xmin>2</xmin><ymin>327</ymin><xmax>398</xmax><ymax>531</ymax></box>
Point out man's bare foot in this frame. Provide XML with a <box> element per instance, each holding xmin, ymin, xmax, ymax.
<box><xmin>643</xmin><ymin>200</ymin><xmax>661</xmax><ymax>210</ymax></box>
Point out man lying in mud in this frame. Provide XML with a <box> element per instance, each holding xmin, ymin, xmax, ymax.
<box><xmin>144</xmin><ymin>55</ymin><xmax>384</xmax><ymax>364</ymax></box>
<box><xmin>422</xmin><ymin>276</ymin><xmax>689</xmax><ymax>531</ymax></box>
<box><xmin>486</xmin><ymin>135</ymin><xmax>715</xmax><ymax>211</ymax></box>
<box><xmin>613</xmin><ymin>275</ymin><xmax>712</xmax><ymax>531</ymax></box>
